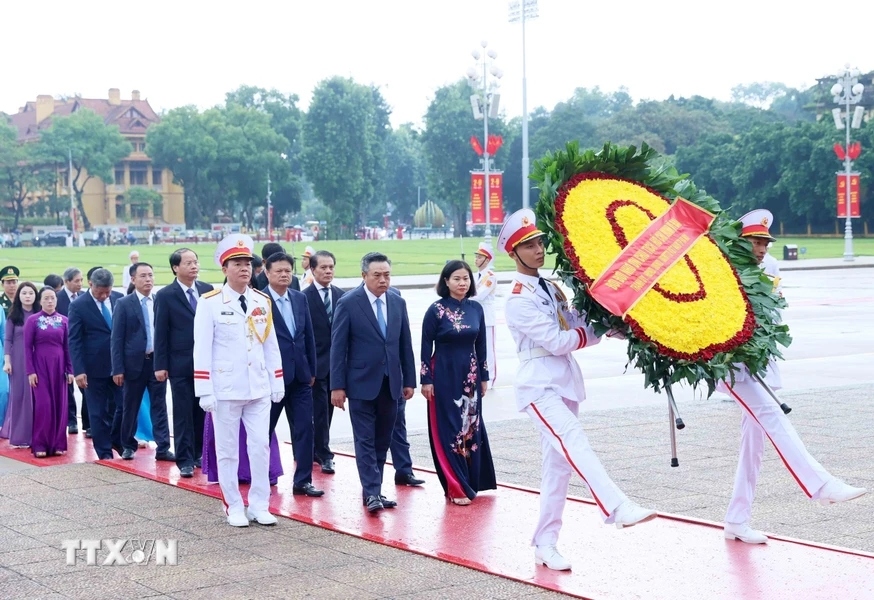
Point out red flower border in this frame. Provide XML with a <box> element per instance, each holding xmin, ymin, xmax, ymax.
<box><xmin>553</xmin><ymin>171</ymin><xmax>757</xmax><ymax>362</ymax></box>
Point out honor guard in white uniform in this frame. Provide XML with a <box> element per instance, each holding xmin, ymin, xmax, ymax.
<box><xmin>300</xmin><ymin>246</ymin><xmax>315</xmax><ymax>290</ymax></box>
<box><xmin>721</xmin><ymin>210</ymin><xmax>866</xmax><ymax>544</ymax></box>
<box><xmin>193</xmin><ymin>234</ymin><xmax>285</xmax><ymax>527</ymax></box>
<box><xmin>499</xmin><ymin>209</ymin><xmax>657</xmax><ymax>572</ymax></box>
<box><xmin>471</xmin><ymin>241</ymin><xmax>498</xmax><ymax>387</ymax></box>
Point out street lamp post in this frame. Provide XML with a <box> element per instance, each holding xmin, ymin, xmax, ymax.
<box><xmin>467</xmin><ymin>41</ymin><xmax>503</xmax><ymax>242</ymax></box>
<box><xmin>830</xmin><ymin>65</ymin><xmax>865</xmax><ymax>262</ymax></box>
<box><xmin>266</xmin><ymin>170</ymin><xmax>273</xmax><ymax>242</ymax></box>
<box><xmin>508</xmin><ymin>0</ymin><xmax>539</xmax><ymax>209</ymax></box>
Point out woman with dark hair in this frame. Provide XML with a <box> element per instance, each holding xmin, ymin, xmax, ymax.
<box><xmin>1</xmin><ymin>282</ymin><xmax>39</xmax><ymax>446</ymax></box>
<box><xmin>25</xmin><ymin>287</ymin><xmax>73</xmax><ymax>457</ymax></box>
<box><xmin>420</xmin><ymin>259</ymin><xmax>496</xmax><ymax>505</ymax></box>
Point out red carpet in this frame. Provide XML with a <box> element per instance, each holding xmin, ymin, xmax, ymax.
<box><xmin>3</xmin><ymin>435</ymin><xmax>873</xmax><ymax>599</ymax></box>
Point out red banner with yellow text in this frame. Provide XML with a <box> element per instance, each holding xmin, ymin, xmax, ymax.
<box><xmin>471</xmin><ymin>172</ymin><xmax>504</xmax><ymax>224</ymax></box>
<box><xmin>488</xmin><ymin>173</ymin><xmax>504</xmax><ymax>224</ymax></box>
<box><xmin>471</xmin><ymin>173</ymin><xmax>485</xmax><ymax>223</ymax></box>
<box><xmin>589</xmin><ymin>198</ymin><xmax>716</xmax><ymax>317</ymax></box>
<box><xmin>836</xmin><ymin>173</ymin><xmax>861</xmax><ymax>218</ymax></box>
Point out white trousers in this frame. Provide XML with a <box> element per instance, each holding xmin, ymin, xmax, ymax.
<box><xmin>524</xmin><ymin>393</ymin><xmax>628</xmax><ymax>546</ymax></box>
<box><xmin>724</xmin><ymin>380</ymin><xmax>831</xmax><ymax>525</ymax></box>
<box><xmin>485</xmin><ymin>325</ymin><xmax>496</xmax><ymax>388</ymax></box>
<box><xmin>214</xmin><ymin>397</ymin><xmax>271</xmax><ymax>516</ymax></box>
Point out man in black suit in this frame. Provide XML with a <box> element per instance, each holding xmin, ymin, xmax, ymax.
<box><xmin>154</xmin><ymin>248</ymin><xmax>214</xmax><ymax>478</ymax></box>
<box><xmin>110</xmin><ymin>262</ymin><xmax>175</xmax><ymax>461</ymax></box>
<box><xmin>68</xmin><ymin>268</ymin><xmax>124</xmax><ymax>460</ymax></box>
<box><xmin>254</xmin><ymin>242</ymin><xmax>300</xmax><ymax>292</ymax></box>
<box><xmin>57</xmin><ymin>266</ymin><xmax>88</xmax><ymax>435</ymax></box>
<box><xmin>331</xmin><ymin>252</ymin><xmax>417</xmax><ymax>513</ymax></box>
<box><xmin>263</xmin><ymin>252</ymin><xmax>323</xmax><ymax>497</ymax></box>
<box><xmin>304</xmin><ymin>250</ymin><xmax>344</xmax><ymax>474</ymax></box>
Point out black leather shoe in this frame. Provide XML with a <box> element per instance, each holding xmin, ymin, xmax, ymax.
<box><xmin>155</xmin><ymin>451</ymin><xmax>176</xmax><ymax>462</ymax></box>
<box><xmin>379</xmin><ymin>495</ymin><xmax>397</xmax><ymax>509</ymax></box>
<box><xmin>292</xmin><ymin>483</ymin><xmax>325</xmax><ymax>497</ymax></box>
<box><xmin>84</xmin><ymin>429</ymin><xmax>92</xmax><ymax>438</ymax></box>
<box><xmin>122</xmin><ymin>449</ymin><xmax>135</xmax><ymax>460</ymax></box>
<box><xmin>320</xmin><ymin>459</ymin><xmax>335</xmax><ymax>474</ymax></box>
<box><xmin>395</xmin><ymin>473</ymin><xmax>425</xmax><ymax>486</ymax></box>
<box><xmin>112</xmin><ymin>445</ymin><xmax>124</xmax><ymax>457</ymax></box>
<box><xmin>364</xmin><ymin>495</ymin><xmax>384</xmax><ymax>513</ymax></box>
<box><xmin>68</xmin><ymin>426</ymin><xmax>78</xmax><ymax>435</ymax></box>
<box><xmin>194</xmin><ymin>458</ymin><xmax>202</xmax><ymax>469</ymax></box>
<box><xmin>179</xmin><ymin>466</ymin><xmax>194</xmax><ymax>478</ymax></box>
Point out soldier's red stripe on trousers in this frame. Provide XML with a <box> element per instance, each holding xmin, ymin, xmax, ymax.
<box><xmin>589</xmin><ymin>198</ymin><xmax>715</xmax><ymax>318</ymax></box>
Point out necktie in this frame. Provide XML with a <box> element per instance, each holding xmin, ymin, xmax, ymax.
<box><xmin>538</xmin><ymin>277</ymin><xmax>553</xmax><ymax>302</ymax></box>
<box><xmin>187</xmin><ymin>288</ymin><xmax>197</xmax><ymax>311</ymax></box>
<box><xmin>141</xmin><ymin>297</ymin><xmax>153</xmax><ymax>353</ymax></box>
<box><xmin>322</xmin><ymin>287</ymin><xmax>332</xmax><ymax>324</ymax></box>
<box><xmin>375</xmin><ymin>297</ymin><xmax>387</xmax><ymax>337</ymax></box>
<box><xmin>281</xmin><ymin>296</ymin><xmax>295</xmax><ymax>333</ymax></box>
<box><xmin>239</xmin><ymin>294</ymin><xmax>247</xmax><ymax>314</ymax></box>
<box><xmin>101</xmin><ymin>301</ymin><xmax>112</xmax><ymax>328</ymax></box>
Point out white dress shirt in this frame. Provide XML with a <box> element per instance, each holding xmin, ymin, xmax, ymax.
<box><xmin>91</xmin><ymin>290</ymin><xmax>112</xmax><ymax>316</ymax></box>
<box><xmin>362</xmin><ymin>286</ymin><xmax>387</xmax><ymax>324</ymax></box>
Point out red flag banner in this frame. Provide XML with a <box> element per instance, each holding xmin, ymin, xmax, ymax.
<box><xmin>471</xmin><ymin>172</ymin><xmax>485</xmax><ymax>223</ymax></box>
<box><xmin>836</xmin><ymin>173</ymin><xmax>861</xmax><ymax>218</ymax></box>
<box><xmin>589</xmin><ymin>198</ymin><xmax>716</xmax><ymax>317</ymax></box>
<box><xmin>488</xmin><ymin>173</ymin><xmax>504</xmax><ymax>224</ymax></box>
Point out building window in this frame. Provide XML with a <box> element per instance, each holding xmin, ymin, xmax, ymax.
<box><xmin>114</xmin><ymin>167</ymin><xmax>125</xmax><ymax>185</ymax></box>
<box><xmin>129</xmin><ymin>162</ymin><xmax>148</xmax><ymax>186</ymax></box>
<box><xmin>152</xmin><ymin>168</ymin><xmax>162</xmax><ymax>186</ymax></box>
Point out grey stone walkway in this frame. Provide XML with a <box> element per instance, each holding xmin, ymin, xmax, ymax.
<box><xmin>0</xmin><ymin>384</ymin><xmax>871</xmax><ymax>599</ymax></box>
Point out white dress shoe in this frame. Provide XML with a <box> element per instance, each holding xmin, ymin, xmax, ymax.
<box><xmin>246</xmin><ymin>508</ymin><xmax>278</xmax><ymax>526</ymax></box>
<box><xmin>227</xmin><ymin>512</ymin><xmax>250</xmax><ymax>527</ymax></box>
<box><xmin>613</xmin><ymin>500</ymin><xmax>658</xmax><ymax>529</ymax></box>
<box><xmin>724</xmin><ymin>522</ymin><xmax>768</xmax><ymax>544</ymax></box>
<box><xmin>814</xmin><ymin>479</ymin><xmax>867</xmax><ymax>506</ymax></box>
<box><xmin>534</xmin><ymin>545</ymin><xmax>572</xmax><ymax>571</ymax></box>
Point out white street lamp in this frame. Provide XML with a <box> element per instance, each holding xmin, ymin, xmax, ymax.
<box><xmin>509</xmin><ymin>0</ymin><xmax>539</xmax><ymax>210</ymax></box>
<box><xmin>468</xmin><ymin>41</ymin><xmax>503</xmax><ymax>242</ymax></box>
<box><xmin>831</xmin><ymin>64</ymin><xmax>865</xmax><ymax>262</ymax></box>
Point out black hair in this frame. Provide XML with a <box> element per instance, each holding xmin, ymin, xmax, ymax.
<box><xmin>86</xmin><ymin>266</ymin><xmax>103</xmax><ymax>281</ymax></box>
<box><xmin>310</xmin><ymin>250</ymin><xmax>336</xmax><ymax>271</ymax></box>
<box><xmin>435</xmin><ymin>259</ymin><xmax>476</xmax><ymax>299</ymax></box>
<box><xmin>43</xmin><ymin>273</ymin><xmax>64</xmax><ymax>290</ymax></box>
<box><xmin>169</xmin><ymin>248</ymin><xmax>197</xmax><ymax>276</ymax></box>
<box><xmin>361</xmin><ymin>252</ymin><xmax>390</xmax><ymax>273</ymax></box>
<box><xmin>36</xmin><ymin>286</ymin><xmax>58</xmax><ymax>309</ymax></box>
<box><xmin>261</xmin><ymin>242</ymin><xmax>285</xmax><ymax>260</ymax></box>
<box><xmin>265</xmin><ymin>252</ymin><xmax>295</xmax><ymax>271</ymax></box>
<box><xmin>130</xmin><ymin>262</ymin><xmax>153</xmax><ymax>277</ymax></box>
<box><xmin>9</xmin><ymin>281</ymin><xmax>40</xmax><ymax>326</ymax></box>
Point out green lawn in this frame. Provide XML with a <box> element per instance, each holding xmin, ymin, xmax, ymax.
<box><xmin>0</xmin><ymin>236</ymin><xmax>869</xmax><ymax>286</ymax></box>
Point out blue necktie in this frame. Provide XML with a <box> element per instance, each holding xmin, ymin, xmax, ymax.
<box><xmin>281</xmin><ymin>296</ymin><xmax>295</xmax><ymax>334</ymax></box>
<box><xmin>187</xmin><ymin>288</ymin><xmax>197</xmax><ymax>311</ymax></box>
<box><xmin>101</xmin><ymin>301</ymin><xmax>112</xmax><ymax>329</ymax></box>
<box><xmin>375</xmin><ymin>297</ymin><xmax>386</xmax><ymax>337</ymax></box>
<box><xmin>141</xmin><ymin>297</ymin><xmax>153</xmax><ymax>353</ymax></box>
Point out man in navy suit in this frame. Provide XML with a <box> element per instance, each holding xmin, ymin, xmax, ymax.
<box><xmin>68</xmin><ymin>268</ymin><xmax>124</xmax><ymax>460</ymax></box>
<box><xmin>154</xmin><ymin>248</ymin><xmax>214</xmax><ymax>478</ymax></box>
<box><xmin>110</xmin><ymin>262</ymin><xmax>175</xmax><ymax>461</ymax></box>
<box><xmin>57</xmin><ymin>266</ymin><xmax>87</xmax><ymax>434</ymax></box>
<box><xmin>263</xmin><ymin>252</ymin><xmax>323</xmax><ymax>497</ymax></box>
<box><xmin>331</xmin><ymin>252</ymin><xmax>416</xmax><ymax>513</ymax></box>
<box><xmin>303</xmin><ymin>250</ymin><xmax>344</xmax><ymax>474</ymax></box>
<box><xmin>254</xmin><ymin>242</ymin><xmax>300</xmax><ymax>292</ymax></box>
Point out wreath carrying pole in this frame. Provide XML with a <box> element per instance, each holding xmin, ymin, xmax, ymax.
<box><xmin>663</xmin><ymin>380</ymin><xmax>685</xmax><ymax>467</ymax></box>
<box><xmin>749</xmin><ymin>372</ymin><xmax>792</xmax><ymax>414</ymax></box>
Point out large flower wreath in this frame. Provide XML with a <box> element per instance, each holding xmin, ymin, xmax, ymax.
<box><xmin>531</xmin><ymin>142</ymin><xmax>791</xmax><ymax>395</ymax></box>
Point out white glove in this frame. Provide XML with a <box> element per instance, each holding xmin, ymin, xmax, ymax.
<box><xmin>271</xmin><ymin>392</ymin><xmax>284</xmax><ymax>403</ymax></box>
<box><xmin>199</xmin><ymin>395</ymin><xmax>216</xmax><ymax>413</ymax></box>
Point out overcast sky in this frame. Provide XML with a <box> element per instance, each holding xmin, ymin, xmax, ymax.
<box><xmin>2</xmin><ymin>0</ymin><xmax>872</xmax><ymax>128</ymax></box>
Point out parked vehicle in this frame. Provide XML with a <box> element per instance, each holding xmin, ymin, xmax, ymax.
<box><xmin>32</xmin><ymin>230</ymin><xmax>71</xmax><ymax>247</ymax></box>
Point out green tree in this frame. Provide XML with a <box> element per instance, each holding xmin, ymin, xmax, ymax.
<box><xmin>0</xmin><ymin>123</ymin><xmax>53</xmax><ymax>230</ymax></box>
<box><xmin>37</xmin><ymin>109</ymin><xmax>132</xmax><ymax>230</ymax></box>
<box><xmin>383</xmin><ymin>123</ymin><xmax>426</xmax><ymax>224</ymax></box>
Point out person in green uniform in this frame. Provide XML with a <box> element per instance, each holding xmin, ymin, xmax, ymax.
<box><xmin>0</xmin><ymin>266</ymin><xmax>20</xmax><ymax>315</ymax></box>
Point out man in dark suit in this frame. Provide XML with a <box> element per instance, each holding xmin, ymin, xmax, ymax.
<box><xmin>331</xmin><ymin>252</ymin><xmax>417</xmax><ymax>513</ymax></box>
<box><xmin>110</xmin><ymin>262</ymin><xmax>175</xmax><ymax>462</ymax></box>
<box><xmin>304</xmin><ymin>250</ymin><xmax>344</xmax><ymax>474</ymax></box>
<box><xmin>68</xmin><ymin>268</ymin><xmax>124</xmax><ymax>460</ymax></box>
<box><xmin>154</xmin><ymin>248</ymin><xmax>214</xmax><ymax>477</ymax></box>
<box><xmin>254</xmin><ymin>242</ymin><xmax>300</xmax><ymax>292</ymax></box>
<box><xmin>57</xmin><ymin>266</ymin><xmax>88</xmax><ymax>435</ymax></box>
<box><xmin>263</xmin><ymin>252</ymin><xmax>323</xmax><ymax>497</ymax></box>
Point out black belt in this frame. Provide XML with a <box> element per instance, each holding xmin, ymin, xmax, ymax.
<box><xmin>145</xmin><ymin>352</ymin><xmax>154</xmax><ymax>359</ymax></box>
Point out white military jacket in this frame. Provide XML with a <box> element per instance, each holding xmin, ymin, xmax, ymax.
<box><xmin>300</xmin><ymin>269</ymin><xmax>314</xmax><ymax>290</ymax></box>
<box><xmin>472</xmin><ymin>268</ymin><xmax>498</xmax><ymax>326</ymax></box>
<box><xmin>193</xmin><ymin>285</ymin><xmax>285</xmax><ymax>400</ymax></box>
<box><xmin>504</xmin><ymin>273</ymin><xmax>600</xmax><ymax>411</ymax></box>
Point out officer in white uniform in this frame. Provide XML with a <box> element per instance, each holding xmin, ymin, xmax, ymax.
<box><xmin>721</xmin><ymin>210</ymin><xmax>866</xmax><ymax>544</ymax></box>
<box><xmin>193</xmin><ymin>234</ymin><xmax>286</xmax><ymax>527</ymax></box>
<box><xmin>499</xmin><ymin>209</ymin><xmax>657</xmax><ymax>572</ymax></box>
<box><xmin>300</xmin><ymin>246</ymin><xmax>315</xmax><ymax>290</ymax></box>
<box><xmin>471</xmin><ymin>241</ymin><xmax>498</xmax><ymax>388</ymax></box>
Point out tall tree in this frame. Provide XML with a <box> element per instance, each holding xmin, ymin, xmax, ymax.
<box><xmin>382</xmin><ymin>123</ymin><xmax>426</xmax><ymax>224</ymax></box>
<box><xmin>37</xmin><ymin>109</ymin><xmax>131</xmax><ymax>230</ymax></box>
<box><xmin>0</xmin><ymin>123</ymin><xmax>53</xmax><ymax>230</ymax></box>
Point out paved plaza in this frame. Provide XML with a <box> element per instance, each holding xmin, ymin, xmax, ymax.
<box><xmin>0</xmin><ymin>260</ymin><xmax>871</xmax><ymax>598</ymax></box>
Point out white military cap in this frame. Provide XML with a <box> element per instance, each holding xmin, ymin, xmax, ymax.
<box><xmin>475</xmin><ymin>241</ymin><xmax>494</xmax><ymax>261</ymax></box>
<box><xmin>302</xmin><ymin>245</ymin><xmax>315</xmax><ymax>258</ymax></box>
<box><xmin>739</xmin><ymin>209</ymin><xmax>776</xmax><ymax>242</ymax></box>
<box><xmin>497</xmin><ymin>208</ymin><xmax>545</xmax><ymax>254</ymax></box>
<box><xmin>214</xmin><ymin>233</ymin><xmax>255</xmax><ymax>266</ymax></box>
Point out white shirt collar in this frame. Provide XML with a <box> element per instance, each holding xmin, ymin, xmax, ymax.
<box><xmin>135</xmin><ymin>290</ymin><xmax>152</xmax><ymax>302</ymax></box>
<box><xmin>267</xmin><ymin>285</ymin><xmax>289</xmax><ymax>302</ymax></box>
<box><xmin>363</xmin><ymin>286</ymin><xmax>384</xmax><ymax>305</ymax></box>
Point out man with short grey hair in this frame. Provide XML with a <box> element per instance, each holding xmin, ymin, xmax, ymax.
<box><xmin>68</xmin><ymin>268</ymin><xmax>125</xmax><ymax>459</ymax></box>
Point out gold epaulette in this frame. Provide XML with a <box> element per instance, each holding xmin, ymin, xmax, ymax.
<box><xmin>202</xmin><ymin>289</ymin><xmax>221</xmax><ymax>299</ymax></box>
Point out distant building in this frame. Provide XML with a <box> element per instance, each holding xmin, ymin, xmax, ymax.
<box><xmin>6</xmin><ymin>88</ymin><xmax>184</xmax><ymax>228</ymax></box>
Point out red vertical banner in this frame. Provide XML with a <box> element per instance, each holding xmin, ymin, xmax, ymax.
<box><xmin>471</xmin><ymin>172</ymin><xmax>485</xmax><ymax>223</ymax></box>
<box><xmin>836</xmin><ymin>173</ymin><xmax>861</xmax><ymax>218</ymax></box>
<box><xmin>489</xmin><ymin>172</ymin><xmax>504</xmax><ymax>224</ymax></box>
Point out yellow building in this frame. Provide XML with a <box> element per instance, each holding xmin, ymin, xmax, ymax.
<box><xmin>8</xmin><ymin>88</ymin><xmax>184</xmax><ymax>228</ymax></box>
